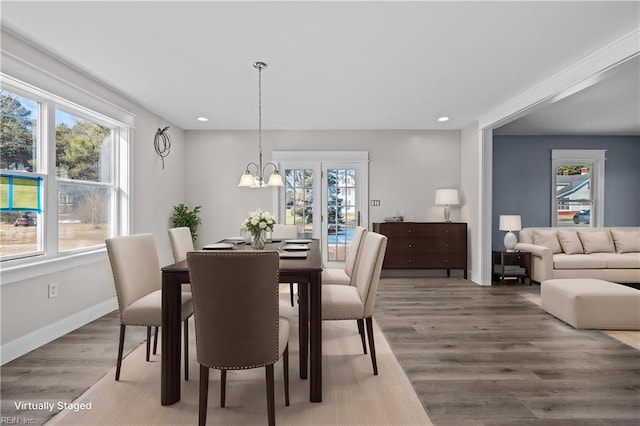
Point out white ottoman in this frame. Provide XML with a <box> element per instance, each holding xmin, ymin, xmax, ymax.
<box><xmin>541</xmin><ymin>278</ymin><xmax>640</xmax><ymax>330</ymax></box>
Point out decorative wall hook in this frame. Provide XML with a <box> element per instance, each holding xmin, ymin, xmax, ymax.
<box><xmin>154</xmin><ymin>126</ymin><xmax>171</xmax><ymax>169</ymax></box>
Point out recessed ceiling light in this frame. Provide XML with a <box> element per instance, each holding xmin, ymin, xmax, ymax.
<box><xmin>437</xmin><ymin>116</ymin><xmax>450</xmax><ymax>122</ymax></box>
<box><xmin>196</xmin><ymin>116</ymin><xmax>209</xmax><ymax>122</ymax></box>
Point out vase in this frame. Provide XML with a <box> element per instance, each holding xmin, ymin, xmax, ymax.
<box><xmin>251</xmin><ymin>230</ymin><xmax>267</xmax><ymax>250</ymax></box>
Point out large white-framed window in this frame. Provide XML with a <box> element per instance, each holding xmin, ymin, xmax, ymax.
<box><xmin>1</xmin><ymin>75</ymin><xmax>131</xmax><ymax>267</ymax></box>
<box><xmin>551</xmin><ymin>149</ymin><xmax>605</xmax><ymax>227</ymax></box>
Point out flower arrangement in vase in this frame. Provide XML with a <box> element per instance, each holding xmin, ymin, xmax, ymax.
<box><xmin>240</xmin><ymin>209</ymin><xmax>276</xmax><ymax>250</ymax></box>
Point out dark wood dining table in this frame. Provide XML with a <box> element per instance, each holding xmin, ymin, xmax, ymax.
<box><xmin>160</xmin><ymin>240</ymin><xmax>323</xmax><ymax>405</ymax></box>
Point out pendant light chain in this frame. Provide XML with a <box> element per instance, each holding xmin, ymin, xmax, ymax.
<box><xmin>237</xmin><ymin>61</ymin><xmax>284</xmax><ymax>188</ymax></box>
<box><xmin>257</xmin><ymin>62</ymin><xmax>263</xmax><ymax>163</ymax></box>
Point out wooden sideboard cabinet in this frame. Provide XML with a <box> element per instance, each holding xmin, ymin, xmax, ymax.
<box><xmin>373</xmin><ymin>222</ymin><xmax>467</xmax><ymax>279</ymax></box>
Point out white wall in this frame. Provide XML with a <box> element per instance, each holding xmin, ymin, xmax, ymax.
<box><xmin>460</xmin><ymin>122</ymin><xmax>483</xmax><ymax>285</ymax></box>
<box><xmin>0</xmin><ymin>31</ymin><xmax>186</xmax><ymax>363</ymax></box>
<box><xmin>184</xmin><ymin>129</ymin><xmax>462</xmax><ymax>246</ymax></box>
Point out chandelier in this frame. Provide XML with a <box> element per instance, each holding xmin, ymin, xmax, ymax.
<box><xmin>238</xmin><ymin>61</ymin><xmax>284</xmax><ymax>188</ymax></box>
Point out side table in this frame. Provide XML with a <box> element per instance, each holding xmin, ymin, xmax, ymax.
<box><xmin>492</xmin><ymin>250</ymin><xmax>532</xmax><ymax>285</ymax></box>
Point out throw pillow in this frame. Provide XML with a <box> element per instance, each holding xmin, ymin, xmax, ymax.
<box><xmin>578</xmin><ymin>230</ymin><xmax>615</xmax><ymax>254</ymax></box>
<box><xmin>610</xmin><ymin>229</ymin><xmax>640</xmax><ymax>253</ymax></box>
<box><xmin>532</xmin><ymin>230</ymin><xmax>562</xmax><ymax>254</ymax></box>
<box><xmin>557</xmin><ymin>230</ymin><xmax>584</xmax><ymax>254</ymax></box>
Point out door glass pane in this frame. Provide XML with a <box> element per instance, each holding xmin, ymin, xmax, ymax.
<box><xmin>326</xmin><ymin>167</ymin><xmax>357</xmax><ymax>261</ymax></box>
<box><xmin>556</xmin><ymin>164</ymin><xmax>591</xmax><ymax>227</ymax></box>
<box><xmin>284</xmin><ymin>168</ymin><xmax>313</xmax><ymax>237</ymax></box>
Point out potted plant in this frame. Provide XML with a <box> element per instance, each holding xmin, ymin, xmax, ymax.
<box><xmin>171</xmin><ymin>203</ymin><xmax>202</xmax><ymax>242</ymax></box>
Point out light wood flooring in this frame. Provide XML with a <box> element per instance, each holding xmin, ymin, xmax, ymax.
<box><xmin>2</xmin><ymin>278</ymin><xmax>639</xmax><ymax>425</ymax></box>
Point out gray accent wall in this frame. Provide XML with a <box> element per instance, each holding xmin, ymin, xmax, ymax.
<box><xmin>492</xmin><ymin>135</ymin><xmax>640</xmax><ymax>250</ymax></box>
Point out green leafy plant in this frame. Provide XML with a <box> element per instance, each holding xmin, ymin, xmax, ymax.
<box><xmin>170</xmin><ymin>204</ymin><xmax>202</xmax><ymax>242</ymax></box>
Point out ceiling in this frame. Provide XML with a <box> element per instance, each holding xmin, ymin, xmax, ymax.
<box><xmin>1</xmin><ymin>1</ymin><xmax>639</xmax><ymax>134</ymax></box>
<box><xmin>494</xmin><ymin>56</ymin><xmax>640</xmax><ymax>135</ymax></box>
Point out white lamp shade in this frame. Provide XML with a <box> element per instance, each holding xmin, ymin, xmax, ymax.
<box><xmin>499</xmin><ymin>215</ymin><xmax>522</xmax><ymax>231</ymax></box>
<box><xmin>266</xmin><ymin>171</ymin><xmax>284</xmax><ymax>187</ymax></box>
<box><xmin>435</xmin><ymin>189</ymin><xmax>459</xmax><ymax>205</ymax></box>
<box><xmin>238</xmin><ymin>172</ymin><xmax>256</xmax><ymax>187</ymax></box>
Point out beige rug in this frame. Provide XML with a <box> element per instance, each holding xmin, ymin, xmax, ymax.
<box><xmin>47</xmin><ymin>288</ymin><xmax>433</xmax><ymax>425</ymax></box>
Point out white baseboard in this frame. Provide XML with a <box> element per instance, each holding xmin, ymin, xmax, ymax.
<box><xmin>0</xmin><ymin>297</ymin><xmax>118</xmax><ymax>365</ymax></box>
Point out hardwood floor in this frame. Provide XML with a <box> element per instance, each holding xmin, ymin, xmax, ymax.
<box><xmin>374</xmin><ymin>277</ymin><xmax>640</xmax><ymax>425</ymax></box>
<box><xmin>1</xmin><ymin>311</ymin><xmax>147</xmax><ymax>425</ymax></box>
<box><xmin>1</xmin><ymin>288</ymin><xmax>430</xmax><ymax>425</ymax></box>
<box><xmin>2</xmin><ymin>278</ymin><xmax>639</xmax><ymax>425</ymax></box>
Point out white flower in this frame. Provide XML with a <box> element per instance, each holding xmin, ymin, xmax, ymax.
<box><xmin>241</xmin><ymin>209</ymin><xmax>277</xmax><ymax>236</ymax></box>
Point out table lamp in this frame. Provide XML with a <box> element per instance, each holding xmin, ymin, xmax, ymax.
<box><xmin>435</xmin><ymin>189</ymin><xmax>459</xmax><ymax>222</ymax></box>
<box><xmin>499</xmin><ymin>215</ymin><xmax>521</xmax><ymax>251</ymax></box>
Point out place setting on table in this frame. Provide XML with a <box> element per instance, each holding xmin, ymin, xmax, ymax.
<box><xmin>201</xmin><ymin>209</ymin><xmax>314</xmax><ymax>258</ymax></box>
<box><xmin>203</xmin><ymin>236</ymin><xmax>313</xmax><ymax>258</ymax></box>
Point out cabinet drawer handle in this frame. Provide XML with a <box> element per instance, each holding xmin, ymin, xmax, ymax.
<box><xmin>408</xmin><ymin>244</ymin><xmax>412</xmax><ymax>248</ymax></box>
<box><xmin>408</xmin><ymin>259</ymin><xmax>412</xmax><ymax>263</ymax></box>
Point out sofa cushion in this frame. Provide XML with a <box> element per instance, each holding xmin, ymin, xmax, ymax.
<box><xmin>578</xmin><ymin>230</ymin><xmax>615</xmax><ymax>254</ymax></box>
<box><xmin>589</xmin><ymin>253</ymin><xmax>640</xmax><ymax>269</ymax></box>
<box><xmin>553</xmin><ymin>253</ymin><xmax>606</xmax><ymax>269</ymax></box>
<box><xmin>532</xmin><ymin>230</ymin><xmax>562</xmax><ymax>254</ymax></box>
<box><xmin>622</xmin><ymin>252</ymin><xmax>640</xmax><ymax>261</ymax></box>
<box><xmin>557</xmin><ymin>230</ymin><xmax>584</xmax><ymax>254</ymax></box>
<box><xmin>610</xmin><ymin>229</ymin><xmax>640</xmax><ymax>253</ymax></box>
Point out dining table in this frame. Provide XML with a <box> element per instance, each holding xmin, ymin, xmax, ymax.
<box><xmin>160</xmin><ymin>239</ymin><xmax>323</xmax><ymax>405</ymax></box>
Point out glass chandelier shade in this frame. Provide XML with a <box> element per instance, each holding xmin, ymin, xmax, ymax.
<box><xmin>238</xmin><ymin>61</ymin><xmax>284</xmax><ymax>188</ymax></box>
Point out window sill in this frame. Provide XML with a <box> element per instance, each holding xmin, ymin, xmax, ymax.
<box><xmin>0</xmin><ymin>248</ymin><xmax>107</xmax><ymax>285</ymax></box>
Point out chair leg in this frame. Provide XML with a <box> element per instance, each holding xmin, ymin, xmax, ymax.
<box><xmin>357</xmin><ymin>319</ymin><xmax>367</xmax><ymax>354</ymax></box>
<box><xmin>365</xmin><ymin>317</ymin><xmax>378</xmax><ymax>375</ymax></box>
<box><xmin>265</xmin><ymin>364</ymin><xmax>275</xmax><ymax>426</ymax></box>
<box><xmin>153</xmin><ymin>326</ymin><xmax>159</xmax><ymax>355</ymax></box>
<box><xmin>220</xmin><ymin>369</ymin><xmax>227</xmax><ymax>407</ymax></box>
<box><xmin>290</xmin><ymin>283</ymin><xmax>295</xmax><ymax>306</ymax></box>
<box><xmin>199</xmin><ymin>365</ymin><xmax>209</xmax><ymax>426</ymax></box>
<box><xmin>183</xmin><ymin>319</ymin><xmax>189</xmax><ymax>381</ymax></box>
<box><xmin>283</xmin><ymin>344</ymin><xmax>290</xmax><ymax>406</ymax></box>
<box><xmin>146</xmin><ymin>326</ymin><xmax>151</xmax><ymax>362</ymax></box>
<box><xmin>115</xmin><ymin>324</ymin><xmax>126</xmax><ymax>381</ymax></box>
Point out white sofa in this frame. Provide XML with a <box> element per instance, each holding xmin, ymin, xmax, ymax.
<box><xmin>515</xmin><ymin>227</ymin><xmax>640</xmax><ymax>284</ymax></box>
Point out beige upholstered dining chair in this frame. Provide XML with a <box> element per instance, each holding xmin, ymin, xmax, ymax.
<box><xmin>106</xmin><ymin>234</ymin><xmax>194</xmax><ymax>381</ymax></box>
<box><xmin>168</xmin><ymin>226</ymin><xmax>196</xmax><ymax>298</ymax></box>
<box><xmin>168</xmin><ymin>226</ymin><xmax>194</xmax><ymax>262</ymax></box>
<box><xmin>322</xmin><ymin>226</ymin><xmax>367</xmax><ymax>286</ymax></box>
<box><xmin>271</xmin><ymin>224</ymin><xmax>299</xmax><ymax>306</ymax></box>
<box><xmin>187</xmin><ymin>250</ymin><xmax>289</xmax><ymax>426</ymax></box>
<box><xmin>321</xmin><ymin>231</ymin><xmax>387</xmax><ymax>375</ymax></box>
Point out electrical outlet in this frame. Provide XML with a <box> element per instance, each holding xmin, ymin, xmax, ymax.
<box><xmin>370</xmin><ymin>200</ymin><xmax>381</xmax><ymax>206</ymax></box>
<box><xmin>48</xmin><ymin>283</ymin><xmax>58</xmax><ymax>298</ymax></box>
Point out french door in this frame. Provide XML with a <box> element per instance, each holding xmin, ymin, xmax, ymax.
<box><xmin>273</xmin><ymin>152</ymin><xmax>368</xmax><ymax>267</ymax></box>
